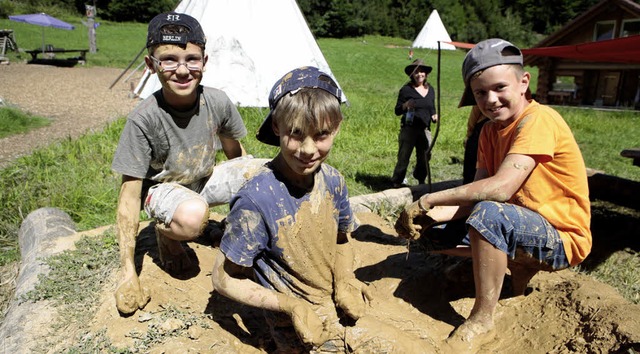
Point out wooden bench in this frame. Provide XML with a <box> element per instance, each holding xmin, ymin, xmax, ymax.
<box><xmin>621</xmin><ymin>148</ymin><xmax>640</xmax><ymax>167</ymax></box>
<box><xmin>24</xmin><ymin>48</ymin><xmax>88</xmax><ymax>67</ymax></box>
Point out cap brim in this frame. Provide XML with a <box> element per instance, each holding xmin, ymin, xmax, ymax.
<box><xmin>256</xmin><ymin>112</ymin><xmax>280</xmax><ymax>146</ymax></box>
<box><xmin>458</xmin><ymin>84</ymin><xmax>532</xmax><ymax>108</ymax></box>
<box><xmin>458</xmin><ymin>86</ymin><xmax>476</xmax><ymax>107</ymax></box>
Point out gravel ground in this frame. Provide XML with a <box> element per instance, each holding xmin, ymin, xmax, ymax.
<box><xmin>0</xmin><ymin>61</ymin><xmax>142</xmax><ymax>320</ymax></box>
<box><xmin>0</xmin><ymin>62</ymin><xmax>141</xmax><ymax>167</ymax></box>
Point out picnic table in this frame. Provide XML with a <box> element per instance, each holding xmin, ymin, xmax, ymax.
<box><xmin>24</xmin><ymin>47</ymin><xmax>88</xmax><ymax>67</ymax></box>
<box><xmin>621</xmin><ymin>148</ymin><xmax>640</xmax><ymax>167</ymax></box>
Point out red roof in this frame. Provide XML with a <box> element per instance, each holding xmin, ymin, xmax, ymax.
<box><xmin>520</xmin><ymin>35</ymin><xmax>640</xmax><ymax>64</ymax></box>
<box><xmin>445</xmin><ymin>35</ymin><xmax>640</xmax><ymax>64</ymax></box>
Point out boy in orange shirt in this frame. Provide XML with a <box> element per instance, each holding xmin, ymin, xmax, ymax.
<box><xmin>395</xmin><ymin>38</ymin><xmax>591</xmax><ymax>346</ymax></box>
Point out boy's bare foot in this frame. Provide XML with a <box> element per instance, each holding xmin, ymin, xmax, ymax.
<box><xmin>445</xmin><ymin>318</ymin><xmax>495</xmax><ymax>352</ymax></box>
<box><xmin>155</xmin><ymin>229</ymin><xmax>192</xmax><ymax>272</ymax></box>
<box><xmin>449</xmin><ymin>317</ymin><xmax>494</xmax><ymax>342</ymax></box>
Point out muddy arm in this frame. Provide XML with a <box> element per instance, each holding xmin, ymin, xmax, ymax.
<box><xmin>211</xmin><ymin>248</ymin><xmax>280</xmax><ymax>311</ymax></box>
<box><xmin>333</xmin><ymin>232</ymin><xmax>372</xmax><ymax>319</ymax></box>
<box><xmin>114</xmin><ymin>176</ymin><xmax>150</xmax><ymax>315</ymax></box>
<box><xmin>219</xmin><ymin>136</ymin><xmax>246</xmax><ymax>159</ymax></box>
<box><xmin>211</xmin><ymin>249</ymin><xmax>329</xmax><ymax>346</ymax></box>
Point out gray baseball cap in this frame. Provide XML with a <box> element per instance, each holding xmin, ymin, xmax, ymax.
<box><xmin>458</xmin><ymin>38</ymin><xmax>523</xmax><ymax>107</ymax></box>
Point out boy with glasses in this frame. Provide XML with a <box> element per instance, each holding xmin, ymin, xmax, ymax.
<box><xmin>112</xmin><ymin>12</ymin><xmax>266</xmax><ymax>315</ymax></box>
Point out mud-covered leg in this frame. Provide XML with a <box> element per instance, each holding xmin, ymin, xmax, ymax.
<box><xmin>508</xmin><ymin>248</ymin><xmax>549</xmax><ymax>296</ymax></box>
<box><xmin>155</xmin><ymin>197</ymin><xmax>209</xmax><ymax>272</ymax></box>
<box><xmin>508</xmin><ymin>262</ymin><xmax>539</xmax><ymax>296</ymax></box>
<box><xmin>155</xmin><ymin>223</ymin><xmax>193</xmax><ymax>272</ymax></box>
<box><xmin>447</xmin><ymin>228</ymin><xmax>505</xmax><ymax>346</ymax></box>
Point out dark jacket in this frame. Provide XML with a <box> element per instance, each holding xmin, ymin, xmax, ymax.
<box><xmin>394</xmin><ymin>83</ymin><xmax>436</xmax><ymax>130</ymax></box>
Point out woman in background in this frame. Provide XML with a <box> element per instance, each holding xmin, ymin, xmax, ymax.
<box><xmin>391</xmin><ymin>59</ymin><xmax>438</xmax><ymax>188</ymax></box>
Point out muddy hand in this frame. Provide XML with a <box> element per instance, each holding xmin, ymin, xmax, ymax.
<box><xmin>394</xmin><ymin>200</ymin><xmax>425</xmax><ymax>239</ymax></box>
<box><xmin>335</xmin><ymin>277</ymin><xmax>373</xmax><ymax>320</ymax></box>
<box><xmin>115</xmin><ymin>273</ymin><xmax>150</xmax><ymax>315</ymax></box>
<box><xmin>278</xmin><ymin>295</ymin><xmax>329</xmax><ymax>346</ymax></box>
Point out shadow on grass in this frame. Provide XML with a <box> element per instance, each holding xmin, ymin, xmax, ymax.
<box><xmin>354</xmin><ymin>172</ymin><xmax>395</xmax><ymax>192</ymax></box>
<box><xmin>580</xmin><ymin>200</ymin><xmax>640</xmax><ymax>271</ymax></box>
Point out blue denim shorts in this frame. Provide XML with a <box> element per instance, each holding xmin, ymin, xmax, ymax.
<box><xmin>419</xmin><ymin>201</ymin><xmax>569</xmax><ymax>270</ymax></box>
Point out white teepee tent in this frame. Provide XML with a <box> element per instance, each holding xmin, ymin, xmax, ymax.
<box><xmin>134</xmin><ymin>0</ymin><xmax>346</xmax><ymax>107</ymax></box>
<box><xmin>411</xmin><ymin>10</ymin><xmax>455</xmax><ymax>50</ymax></box>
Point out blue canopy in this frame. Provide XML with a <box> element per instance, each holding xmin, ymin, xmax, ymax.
<box><xmin>8</xmin><ymin>13</ymin><xmax>74</xmax><ymax>30</ymax></box>
<box><xmin>9</xmin><ymin>13</ymin><xmax>75</xmax><ymax>52</ymax></box>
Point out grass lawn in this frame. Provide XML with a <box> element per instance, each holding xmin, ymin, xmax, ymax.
<box><xmin>0</xmin><ymin>107</ymin><xmax>50</xmax><ymax>139</ymax></box>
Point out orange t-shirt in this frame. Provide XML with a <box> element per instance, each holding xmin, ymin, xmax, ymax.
<box><xmin>466</xmin><ymin>105</ymin><xmax>488</xmax><ymax>140</ymax></box>
<box><xmin>477</xmin><ymin>100</ymin><xmax>591</xmax><ymax>265</ymax></box>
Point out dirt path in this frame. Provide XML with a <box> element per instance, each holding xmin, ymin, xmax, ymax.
<box><xmin>0</xmin><ymin>62</ymin><xmax>139</xmax><ymax>167</ymax></box>
<box><xmin>0</xmin><ymin>62</ymin><xmax>141</xmax><ymax>331</ymax></box>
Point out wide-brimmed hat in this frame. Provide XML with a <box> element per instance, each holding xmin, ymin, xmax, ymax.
<box><xmin>256</xmin><ymin>66</ymin><xmax>342</xmax><ymax>146</ymax></box>
<box><xmin>458</xmin><ymin>38</ymin><xmax>523</xmax><ymax>107</ymax></box>
<box><xmin>404</xmin><ymin>59</ymin><xmax>433</xmax><ymax>76</ymax></box>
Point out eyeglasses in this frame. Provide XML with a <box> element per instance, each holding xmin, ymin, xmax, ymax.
<box><xmin>150</xmin><ymin>56</ymin><xmax>204</xmax><ymax>72</ymax></box>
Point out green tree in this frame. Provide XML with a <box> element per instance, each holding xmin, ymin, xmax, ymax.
<box><xmin>390</xmin><ymin>0</ymin><xmax>424</xmax><ymax>39</ymax></box>
<box><xmin>103</xmin><ymin>0</ymin><xmax>176</xmax><ymax>22</ymax></box>
<box><xmin>508</xmin><ymin>0</ymin><xmax>600</xmax><ymax>34</ymax></box>
<box><xmin>433</xmin><ymin>0</ymin><xmax>466</xmax><ymax>41</ymax></box>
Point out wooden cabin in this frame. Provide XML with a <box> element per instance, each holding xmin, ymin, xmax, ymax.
<box><xmin>524</xmin><ymin>0</ymin><xmax>640</xmax><ymax>109</ymax></box>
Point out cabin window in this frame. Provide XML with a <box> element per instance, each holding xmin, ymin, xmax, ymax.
<box><xmin>594</xmin><ymin>21</ymin><xmax>615</xmax><ymax>41</ymax></box>
<box><xmin>621</xmin><ymin>19</ymin><xmax>640</xmax><ymax>37</ymax></box>
<box><xmin>553</xmin><ymin>76</ymin><xmax>576</xmax><ymax>92</ymax></box>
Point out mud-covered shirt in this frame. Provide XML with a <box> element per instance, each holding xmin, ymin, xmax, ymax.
<box><xmin>111</xmin><ymin>86</ymin><xmax>247</xmax><ymax>192</ymax></box>
<box><xmin>220</xmin><ymin>163</ymin><xmax>359</xmax><ymax>303</ymax></box>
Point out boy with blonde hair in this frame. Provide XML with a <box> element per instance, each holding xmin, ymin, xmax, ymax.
<box><xmin>212</xmin><ymin>67</ymin><xmax>426</xmax><ymax>353</ymax></box>
<box><xmin>395</xmin><ymin>38</ymin><xmax>591</xmax><ymax>347</ymax></box>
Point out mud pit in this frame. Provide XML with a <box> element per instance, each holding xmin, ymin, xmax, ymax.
<box><xmin>19</xmin><ymin>211</ymin><xmax>629</xmax><ymax>353</ymax></box>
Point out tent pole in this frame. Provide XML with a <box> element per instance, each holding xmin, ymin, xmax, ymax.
<box><xmin>425</xmin><ymin>41</ymin><xmax>443</xmax><ymax>192</ymax></box>
<box><xmin>109</xmin><ymin>46</ymin><xmax>146</xmax><ymax>89</ymax></box>
<box><xmin>122</xmin><ymin>60</ymin><xmax>146</xmax><ymax>83</ymax></box>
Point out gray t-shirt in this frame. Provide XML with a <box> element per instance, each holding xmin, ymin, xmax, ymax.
<box><xmin>112</xmin><ymin>86</ymin><xmax>247</xmax><ymax>192</ymax></box>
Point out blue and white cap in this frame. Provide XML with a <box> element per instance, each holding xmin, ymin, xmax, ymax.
<box><xmin>256</xmin><ymin>66</ymin><xmax>342</xmax><ymax>146</ymax></box>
